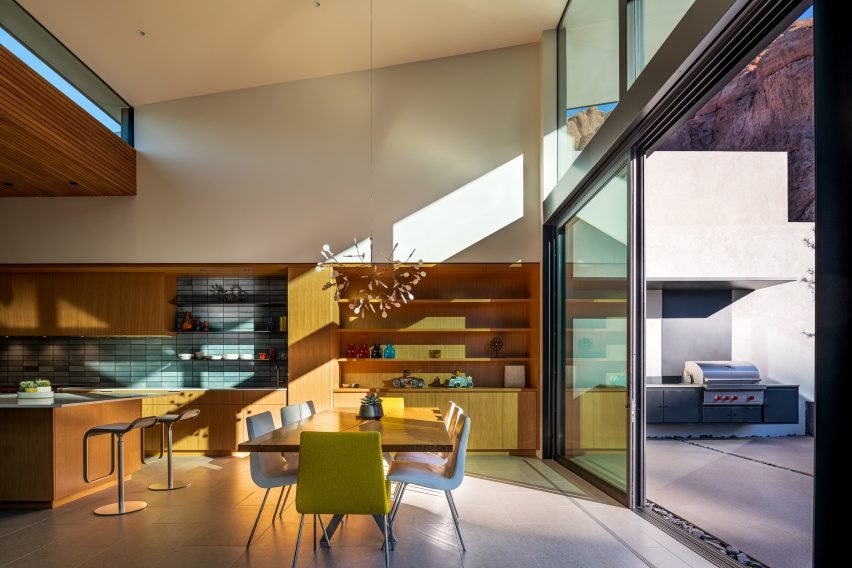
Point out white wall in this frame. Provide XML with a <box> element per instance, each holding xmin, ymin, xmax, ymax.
<box><xmin>645</xmin><ymin>151</ymin><xmax>815</xmax><ymax>401</ymax></box>
<box><xmin>0</xmin><ymin>45</ymin><xmax>541</xmax><ymax>264</ymax></box>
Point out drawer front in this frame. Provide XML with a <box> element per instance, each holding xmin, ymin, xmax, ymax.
<box><xmin>701</xmin><ymin>406</ymin><xmax>732</xmax><ymax>423</ymax></box>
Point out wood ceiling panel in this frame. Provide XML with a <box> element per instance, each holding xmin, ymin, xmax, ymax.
<box><xmin>0</xmin><ymin>44</ymin><xmax>135</xmax><ymax>197</ymax></box>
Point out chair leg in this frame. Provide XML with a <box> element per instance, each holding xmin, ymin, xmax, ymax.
<box><xmin>313</xmin><ymin>514</ymin><xmax>317</xmax><ymax>552</ymax></box>
<box><xmin>445</xmin><ymin>490</ymin><xmax>466</xmax><ymax>552</ymax></box>
<box><xmin>317</xmin><ymin>514</ymin><xmax>331</xmax><ymax>548</ymax></box>
<box><xmin>390</xmin><ymin>483</ymin><xmax>407</xmax><ymax>522</ymax></box>
<box><xmin>383</xmin><ymin>515</ymin><xmax>390</xmax><ymax>568</ymax></box>
<box><xmin>272</xmin><ymin>486</ymin><xmax>285</xmax><ymax>521</ymax></box>
<box><xmin>292</xmin><ymin>514</ymin><xmax>305</xmax><ymax>568</ymax></box>
<box><xmin>278</xmin><ymin>485</ymin><xmax>292</xmax><ymax>518</ymax></box>
<box><xmin>246</xmin><ymin>488</ymin><xmax>270</xmax><ymax>548</ymax></box>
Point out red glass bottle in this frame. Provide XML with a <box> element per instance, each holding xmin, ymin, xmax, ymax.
<box><xmin>357</xmin><ymin>344</ymin><xmax>371</xmax><ymax>359</ymax></box>
<box><xmin>346</xmin><ymin>344</ymin><xmax>357</xmax><ymax>358</ymax></box>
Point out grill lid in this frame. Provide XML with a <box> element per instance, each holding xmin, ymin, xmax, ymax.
<box><xmin>682</xmin><ymin>361</ymin><xmax>760</xmax><ymax>385</ymax></box>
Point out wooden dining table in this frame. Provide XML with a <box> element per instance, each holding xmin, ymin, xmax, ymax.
<box><xmin>237</xmin><ymin>407</ymin><xmax>452</xmax><ymax>547</ymax></box>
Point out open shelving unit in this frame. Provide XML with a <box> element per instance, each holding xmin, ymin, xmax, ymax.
<box><xmin>334</xmin><ymin>264</ymin><xmax>539</xmax><ymax>390</ymax></box>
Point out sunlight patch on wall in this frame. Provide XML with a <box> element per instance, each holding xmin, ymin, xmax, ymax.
<box><xmin>393</xmin><ymin>155</ymin><xmax>524</xmax><ymax>262</ymax></box>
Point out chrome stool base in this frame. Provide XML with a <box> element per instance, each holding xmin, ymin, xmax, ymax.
<box><xmin>94</xmin><ymin>500</ymin><xmax>148</xmax><ymax>516</ymax></box>
<box><xmin>148</xmin><ymin>481</ymin><xmax>190</xmax><ymax>491</ymax></box>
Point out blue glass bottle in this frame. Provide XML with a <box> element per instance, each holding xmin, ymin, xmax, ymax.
<box><xmin>383</xmin><ymin>343</ymin><xmax>396</xmax><ymax>359</ymax></box>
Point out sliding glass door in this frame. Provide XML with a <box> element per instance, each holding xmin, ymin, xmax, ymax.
<box><xmin>556</xmin><ymin>164</ymin><xmax>633</xmax><ymax>501</ymax></box>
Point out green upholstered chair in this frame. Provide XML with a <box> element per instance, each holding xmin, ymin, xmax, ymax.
<box><xmin>293</xmin><ymin>431</ymin><xmax>392</xmax><ymax>568</ymax></box>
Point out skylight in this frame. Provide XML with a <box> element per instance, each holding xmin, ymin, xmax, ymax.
<box><xmin>0</xmin><ymin>26</ymin><xmax>121</xmax><ymax>135</ymax></box>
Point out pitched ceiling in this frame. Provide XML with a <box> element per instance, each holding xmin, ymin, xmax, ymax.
<box><xmin>19</xmin><ymin>0</ymin><xmax>565</xmax><ymax>106</ymax></box>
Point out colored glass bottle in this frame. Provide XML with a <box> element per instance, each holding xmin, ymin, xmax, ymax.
<box><xmin>357</xmin><ymin>344</ymin><xmax>371</xmax><ymax>359</ymax></box>
<box><xmin>383</xmin><ymin>343</ymin><xmax>396</xmax><ymax>359</ymax></box>
<box><xmin>346</xmin><ymin>344</ymin><xmax>357</xmax><ymax>358</ymax></box>
<box><xmin>371</xmin><ymin>343</ymin><xmax>382</xmax><ymax>358</ymax></box>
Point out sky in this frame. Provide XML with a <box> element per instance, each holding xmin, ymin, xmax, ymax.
<box><xmin>0</xmin><ymin>26</ymin><xmax>121</xmax><ymax>134</ymax></box>
<box><xmin>799</xmin><ymin>6</ymin><xmax>813</xmax><ymax>20</ymax></box>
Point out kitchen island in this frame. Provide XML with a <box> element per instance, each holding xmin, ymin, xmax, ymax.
<box><xmin>0</xmin><ymin>393</ymin><xmax>147</xmax><ymax>508</ymax></box>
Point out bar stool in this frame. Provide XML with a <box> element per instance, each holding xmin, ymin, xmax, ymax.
<box><xmin>84</xmin><ymin>415</ymin><xmax>158</xmax><ymax>516</ymax></box>
<box><xmin>148</xmin><ymin>408</ymin><xmax>201</xmax><ymax>491</ymax></box>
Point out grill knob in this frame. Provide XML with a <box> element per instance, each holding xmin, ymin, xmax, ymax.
<box><xmin>747</xmin><ymin>395</ymin><xmax>755</xmax><ymax>401</ymax></box>
<box><xmin>714</xmin><ymin>395</ymin><xmax>722</xmax><ymax>401</ymax></box>
<box><xmin>732</xmin><ymin>395</ymin><xmax>739</xmax><ymax>401</ymax></box>
<box><xmin>724</xmin><ymin>395</ymin><xmax>731</xmax><ymax>401</ymax></box>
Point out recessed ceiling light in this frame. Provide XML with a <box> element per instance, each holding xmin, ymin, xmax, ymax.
<box><xmin>68</xmin><ymin>180</ymin><xmax>79</xmax><ymax>186</ymax></box>
<box><xmin>136</xmin><ymin>29</ymin><xmax>146</xmax><ymax>37</ymax></box>
<box><xmin>2</xmin><ymin>181</ymin><xmax>13</xmax><ymax>187</ymax></box>
<box><xmin>313</xmin><ymin>1</ymin><xmax>320</xmax><ymax>7</ymax></box>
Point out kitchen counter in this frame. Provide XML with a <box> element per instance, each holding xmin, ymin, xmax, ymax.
<box><xmin>0</xmin><ymin>392</ymin><xmax>152</xmax><ymax>408</ymax></box>
<box><xmin>0</xmin><ymin>393</ymin><xmax>143</xmax><ymax>507</ymax></box>
<box><xmin>647</xmin><ymin>383</ymin><xmax>702</xmax><ymax>388</ymax></box>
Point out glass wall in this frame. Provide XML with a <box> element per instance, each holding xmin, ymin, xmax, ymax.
<box><xmin>559</xmin><ymin>166</ymin><xmax>629</xmax><ymax>493</ymax></box>
<box><xmin>558</xmin><ymin>0</ymin><xmax>620</xmax><ymax>175</ymax></box>
<box><xmin>627</xmin><ymin>0</ymin><xmax>694</xmax><ymax>86</ymax></box>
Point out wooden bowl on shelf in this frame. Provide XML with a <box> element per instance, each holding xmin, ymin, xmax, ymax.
<box><xmin>341</xmin><ymin>383</ymin><xmax>360</xmax><ymax>389</ymax></box>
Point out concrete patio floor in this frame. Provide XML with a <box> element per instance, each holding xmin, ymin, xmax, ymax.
<box><xmin>646</xmin><ymin>436</ymin><xmax>814</xmax><ymax>568</ymax></box>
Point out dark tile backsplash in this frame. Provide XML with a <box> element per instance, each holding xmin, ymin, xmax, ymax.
<box><xmin>0</xmin><ymin>277</ymin><xmax>287</xmax><ymax>389</ymax></box>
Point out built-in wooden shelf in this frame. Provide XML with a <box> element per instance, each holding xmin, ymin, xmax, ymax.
<box><xmin>338</xmin><ymin>327</ymin><xmax>532</xmax><ymax>333</ymax></box>
<box><xmin>337</xmin><ymin>298</ymin><xmax>531</xmax><ymax>304</ymax></box>
<box><xmin>565</xmin><ymin>298</ymin><xmax>627</xmax><ymax>303</ymax></box>
<box><xmin>337</xmin><ymin>357</ymin><xmax>530</xmax><ymax>363</ymax></box>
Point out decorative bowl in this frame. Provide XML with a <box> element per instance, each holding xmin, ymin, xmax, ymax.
<box><xmin>194</xmin><ymin>351</ymin><xmax>206</xmax><ymax>359</ymax></box>
<box><xmin>178</xmin><ymin>353</ymin><xmax>193</xmax><ymax>360</ymax></box>
<box><xmin>341</xmin><ymin>383</ymin><xmax>360</xmax><ymax>388</ymax></box>
<box><xmin>223</xmin><ymin>354</ymin><xmax>239</xmax><ymax>360</ymax></box>
<box><xmin>239</xmin><ymin>354</ymin><xmax>254</xmax><ymax>360</ymax></box>
<box><xmin>206</xmin><ymin>355</ymin><xmax>223</xmax><ymax>360</ymax></box>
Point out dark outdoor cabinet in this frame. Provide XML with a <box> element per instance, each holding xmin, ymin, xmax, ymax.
<box><xmin>664</xmin><ymin>389</ymin><xmax>702</xmax><ymax>423</ymax></box>
<box><xmin>702</xmin><ymin>406</ymin><xmax>762</xmax><ymax>423</ymax></box>
<box><xmin>646</xmin><ymin>389</ymin><xmax>665</xmax><ymax>423</ymax></box>
<box><xmin>646</xmin><ymin>388</ymin><xmax>701</xmax><ymax>423</ymax></box>
<box><xmin>763</xmin><ymin>386</ymin><xmax>800</xmax><ymax>424</ymax></box>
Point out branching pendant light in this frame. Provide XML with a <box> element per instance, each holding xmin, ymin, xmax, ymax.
<box><xmin>315</xmin><ymin>0</ymin><xmax>427</xmax><ymax>318</ymax></box>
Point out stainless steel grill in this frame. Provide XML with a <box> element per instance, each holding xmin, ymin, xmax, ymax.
<box><xmin>683</xmin><ymin>361</ymin><xmax>765</xmax><ymax>405</ymax></box>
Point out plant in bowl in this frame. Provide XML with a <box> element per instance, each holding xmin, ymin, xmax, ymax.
<box><xmin>19</xmin><ymin>380</ymin><xmax>37</xmax><ymax>393</ymax></box>
<box><xmin>35</xmin><ymin>379</ymin><xmax>52</xmax><ymax>393</ymax></box>
<box><xmin>358</xmin><ymin>393</ymin><xmax>384</xmax><ymax>420</ymax></box>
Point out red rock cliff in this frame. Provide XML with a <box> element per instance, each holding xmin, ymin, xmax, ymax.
<box><xmin>658</xmin><ymin>19</ymin><xmax>814</xmax><ymax>222</ymax></box>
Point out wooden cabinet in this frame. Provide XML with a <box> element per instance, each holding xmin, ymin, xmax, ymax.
<box><xmin>0</xmin><ymin>273</ymin><xmax>78</xmax><ymax>335</ymax></box>
<box><xmin>119</xmin><ymin>273</ymin><xmax>172</xmax><ymax>335</ymax></box>
<box><xmin>567</xmin><ymin>389</ymin><xmax>627</xmax><ymax>450</ymax></box>
<box><xmin>397</xmin><ymin>392</ymin><xmax>436</xmax><ymax>408</ymax></box>
<box><xmin>76</xmin><ymin>273</ymin><xmax>122</xmax><ymax>335</ymax></box>
<box><xmin>0</xmin><ymin>272</ymin><xmax>174</xmax><ymax>336</ymax></box>
<box><xmin>335</xmin><ymin>389</ymin><xmax>535</xmax><ymax>451</ymax></box>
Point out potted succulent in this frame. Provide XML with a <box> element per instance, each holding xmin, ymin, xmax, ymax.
<box><xmin>35</xmin><ymin>379</ymin><xmax>52</xmax><ymax>393</ymax></box>
<box><xmin>19</xmin><ymin>380</ymin><xmax>37</xmax><ymax>393</ymax></box>
<box><xmin>358</xmin><ymin>393</ymin><xmax>384</xmax><ymax>420</ymax></box>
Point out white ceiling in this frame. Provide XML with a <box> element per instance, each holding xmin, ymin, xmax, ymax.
<box><xmin>20</xmin><ymin>0</ymin><xmax>565</xmax><ymax>106</ymax></box>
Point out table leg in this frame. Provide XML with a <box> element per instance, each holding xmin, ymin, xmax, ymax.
<box><xmin>318</xmin><ymin>514</ymin><xmax>397</xmax><ymax>548</ymax></box>
<box><xmin>319</xmin><ymin>515</ymin><xmax>344</xmax><ymax>547</ymax></box>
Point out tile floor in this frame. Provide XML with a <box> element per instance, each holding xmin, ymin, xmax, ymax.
<box><xmin>0</xmin><ymin>455</ymin><xmax>716</xmax><ymax>568</ymax></box>
<box><xmin>647</xmin><ymin>437</ymin><xmax>814</xmax><ymax>568</ymax></box>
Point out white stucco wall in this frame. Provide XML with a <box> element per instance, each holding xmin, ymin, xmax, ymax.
<box><xmin>0</xmin><ymin>45</ymin><xmax>541</xmax><ymax>264</ymax></box>
<box><xmin>645</xmin><ymin>151</ymin><xmax>815</xmax><ymax>402</ymax></box>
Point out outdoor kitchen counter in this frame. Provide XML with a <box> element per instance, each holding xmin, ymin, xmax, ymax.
<box><xmin>646</xmin><ymin>383</ymin><xmax>703</xmax><ymax>388</ymax></box>
<box><xmin>0</xmin><ymin>394</ymin><xmax>144</xmax><ymax>507</ymax></box>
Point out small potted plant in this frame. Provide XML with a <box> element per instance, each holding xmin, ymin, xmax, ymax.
<box><xmin>359</xmin><ymin>393</ymin><xmax>384</xmax><ymax>420</ymax></box>
<box><xmin>35</xmin><ymin>379</ymin><xmax>52</xmax><ymax>393</ymax></box>
<box><xmin>19</xmin><ymin>380</ymin><xmax>37</xmax><ymax>393</ymax></box>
